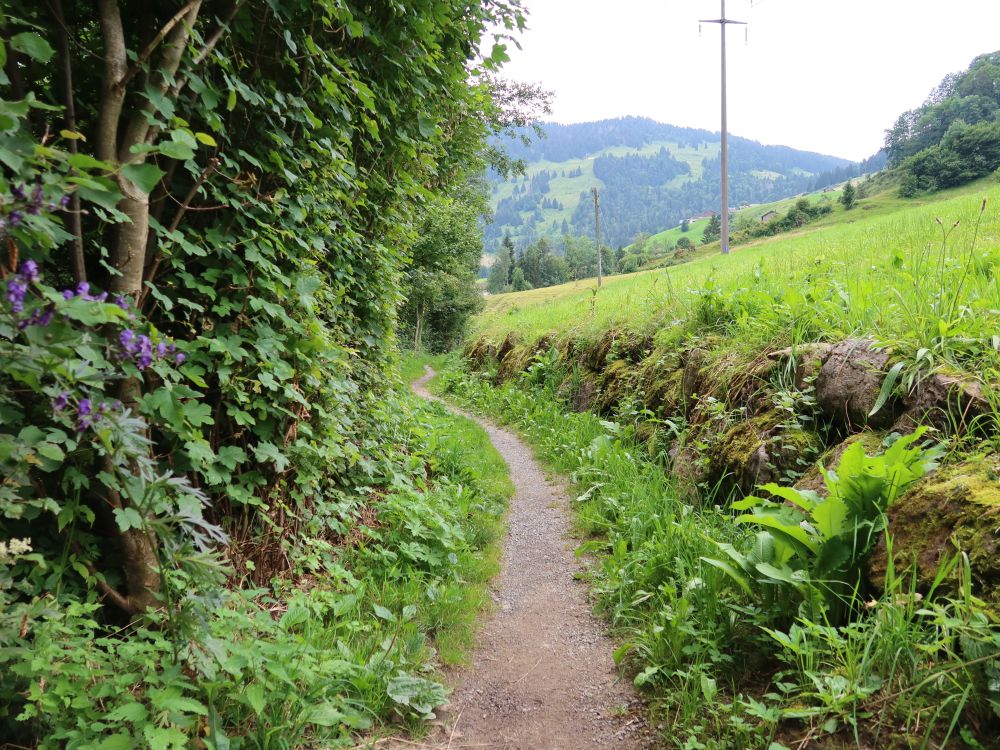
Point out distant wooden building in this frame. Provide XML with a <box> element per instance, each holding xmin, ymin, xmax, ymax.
<box><xmin>760</xmin><ymin>210</ymin><xmax>779</xmax><ymax>223</ymax></box>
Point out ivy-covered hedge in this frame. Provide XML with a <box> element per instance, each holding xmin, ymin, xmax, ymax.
<box><xmin>1</xmin><ymin>0</ymin><xmax>522</xmax><ymax>744</ymax></box>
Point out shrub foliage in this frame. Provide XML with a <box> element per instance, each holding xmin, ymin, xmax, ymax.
<box><xmin>1</xmin><ymin>0</ymin><xmax>522</xmax><ymax>744</ymax></box>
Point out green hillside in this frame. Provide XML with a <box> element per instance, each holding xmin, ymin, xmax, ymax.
<box><xmin>490</xmin><ymin>138</ymin><xmax>718</xmax><ymax>238</ymax></box>
<box><xmin>477</xmin><ymin>177</ymin><xmax>1000</xmax><ymax>378</ymax></box>
<box><xmin>485</xmin><ymin>117</ymin><xmax>867</xmax><ymax>255</ymax></box>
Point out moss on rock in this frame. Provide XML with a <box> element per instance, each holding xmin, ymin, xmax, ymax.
<box><xmin>636</xmin><ymin>350</ymin><xmax>684</xmax><ymax>416</ymax></box>
<box><xmin>870</xmin><ymin>453</ymin><xmax>1000</xmax><ymax>611</ymax></box>
<box><xmin>595</xmin><ymin>359</ymin><xmax>637</xmax><ymax>415</ymax></box>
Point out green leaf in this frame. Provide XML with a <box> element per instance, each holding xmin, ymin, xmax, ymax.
<box><xmin>143</xmin><ymin>725</ymin><xmax>189</xmax><ymax>750</ymax></box>
<box><xmin>869</xmin><ymin>361</ymin><xmax>904</xmax><ymax>417</ymax></box>
<box><xmin>307</xmin><ymin>704</ymin><xmax>347</xmax><ymax>727</ymax></box>
<box><xmin>244</xmin><ymin>683</ymin><xmax>265</xmax><ymax>714</ymax></box>
<box><xmin>253</xmin><ymin>442</ymin><xmax>289</xmax><ymax>472</ymax></box>
<box><xmin>701</xmin><ymin>556</ymin><xmax>753</xmax><ymax>595</ymax></box>
<box><xmin>195</xmin><ymin>131</ymin><xmax>218</xmax><ymax>147</ymax></box>
<box><xmin>171</xmin><ymin>129</ymin><xmax>198</xmax><ymax>148</ymax></box>
<box><xmin>68</xmin><ymin>153</ymin><xmax>114</xmax><ymax>171</ymax></box>
<box><xmin>759</xmin><ymin>483</ymin><xmax>817</xmax><ymax>512</ymax></box>
<box><xmin>112</xmin><ymin>506</ymin><xmax>144</xmax><ymax>532</ymax></box>
<box><xmin>151</xmin><ymin>689</ymin><xmax>207</xmax><ymax>715</ymax></box>
<box><xmin>158</xmin><ymin>140</ymin><xmax>195</xmax><ymax>161</ymax></box>
<box><xmin>121</xmin><ymin>163</ymin><xmax>166</xmax><ymax>193</ymax></box>
<box><xmin>755</xmin><ymin>562</ymin><xmax>805</xmax><ymax>588</ymax></box>
<box><xmin>10</xmin><ymin>32</ymin><xmax>54</xmax><ymax>63</ymax></box>
<box><xmin>417</xmin><ymin>114</ymin><xmax>436</xmax><ymax>138</ymax></box>
<box><xmin>105</xmin><ymin>701</ymin><xmax>149</xmax><ymax>723</ymax></box>
<box><xmin>35</xmin><ymin>442</ymin><xmax>65</xmax><ymax>462</ymax></box>
<box><xmin>489</xmin><ymin>42</ymin><xmax>510</xmax><ymax>65</ymax></box>
<box><xmin>735</xmin><ymin>513</ymin><xmax>818</xmax><ymax>554</ymax></box>
<box><xmin>373</xmin><ymin>604</ymin><xmax>395</xmax><ymax>621</ymax></box>
<box><xmin>386</xmin><ymin>673</ymin><xmax>447</xmax><ymax>715</ymax></box>
<box><xmin>226</xmin><ymin>89</ymin><xmax>238</xmax><ymax>111</ymax></box>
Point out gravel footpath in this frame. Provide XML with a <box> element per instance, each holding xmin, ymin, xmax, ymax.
<box><xmin>395</xmin><ymin>367</ymin><xmax>652</xmax><ymax>750</ymax></box>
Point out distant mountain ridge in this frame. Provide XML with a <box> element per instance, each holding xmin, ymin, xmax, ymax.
<box><xmin>486</xmin><ymin>116</ymin><xmax>880</xmax><ymax>253</ymax></box>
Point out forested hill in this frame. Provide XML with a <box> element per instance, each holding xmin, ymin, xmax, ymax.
<box><xmin>486</xmin><ymin>116</ymin><xmax>881</xmax><ymax>253</ymax></box>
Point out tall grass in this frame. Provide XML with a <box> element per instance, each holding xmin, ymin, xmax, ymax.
<box><xmin>476</xmin><ymin>184</ymin><xmax>1000</xmax><ymax>377</ymax></box>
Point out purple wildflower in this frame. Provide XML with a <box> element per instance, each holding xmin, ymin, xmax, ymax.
<box><xmin>60</xmin><ymin>195</ymin><xmax>70</xmax><ymax>208</ymax></box>
<box><xmin>62</xmin><ymin>289</ymin><xmax>75</xmax><ymax>300</ymax></box>
<box><xmin>32</xmin><ymin>307</ymin><xmax>56</xmax><ymax>327</ymax></box>
<box><xmin>9</xmin><ymin>210</ymin><xmax>23</xmax><ymax>227</ymax></box>
<box><xmin>136</xmin><ymin>334</ymin><xmax>153</xmax><ymax>370</ymax></box>
<box><xmin>16</xmin><ymin>306</ymin><xmax>53</xmax><ymax>329</ymax></box>
<box><xmin>174</xmin><ymin>352</ymin><xmax>186</xmax><ymax>365</ymax></box>
<box><xmin>114</xmin><ymin>295</ymin><xmax>129</xmax><ymax>310</ymax></box>
<box><xmin>6</xmin><ymin>277</ymin><xmax>27</xmax><ymax>313</ymax></box>
<box><xmin>76</xmin><ymin>399</ymin><xmax>93</xmax><ymax>432</ymax></box>
<box><xmin>156</xmin><ymin>342</ymin><xmax>167</xmax><ymax>357</ymax></box>
<box><xmin>11</xmin><ymin>184</ymin><xmax>25</xmax><ymax>201</ymax></box>
<box><xmin>20</xmin><ymin>260</ymin><xmax>39</xmax><ymax>283</ymax></box>
<box><xmin>52</xmin><ymin>392</ymin><xmax>70</xmax><ymax>412</ymax></box>
<box><xmin>75</xmin><ymin>281</ymin><xmax>89</xmax><ymax>297</ymax></box>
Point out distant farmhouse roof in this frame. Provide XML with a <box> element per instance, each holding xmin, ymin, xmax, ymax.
<box><xmin>688</xmin><ymin>211</ymin><xmax>715</xmax><ymax>222</ymax></box>
<box><xmin>760</xmin><ymin>210</ymin><xmax>779</xmax><ymax>222</ymax></box>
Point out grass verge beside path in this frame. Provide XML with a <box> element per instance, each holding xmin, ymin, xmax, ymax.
<box><xmin>436</xmin><ymin>358</ymin><xmax>1000</xmax><ymax>750</ymax></box>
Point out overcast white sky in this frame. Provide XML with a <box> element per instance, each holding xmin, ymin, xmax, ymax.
<box><xmin>494</xmin><ymin>0</ymin><xmax>1000</xmax><ymax>161</ymax></box>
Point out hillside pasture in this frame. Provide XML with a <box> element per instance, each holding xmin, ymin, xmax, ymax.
<box><xmin>476</xmin><ymin>181</ymin><xmax>1000</xmax><ymax>377</ymax></box>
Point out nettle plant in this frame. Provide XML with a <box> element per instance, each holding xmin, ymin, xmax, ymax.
<box><xmin>705</xmin><ymin>429</ymin><xmax>943</xmax><ymax>623</ymax></box>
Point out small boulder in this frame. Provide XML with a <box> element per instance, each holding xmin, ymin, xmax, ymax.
<box><xmin>893</xmin><ymin>373</ymin><xmax>990</xmax><ymax>436</ymax></box>
<box><xmin>869</xmin><ymin>453</ymin><xmax>1000</xmax><ymax>612</ymax></box>
<box><xmin>815</xmin><ymin>339</ymin><xmax>898</xmax><ymax>429</ymax></box>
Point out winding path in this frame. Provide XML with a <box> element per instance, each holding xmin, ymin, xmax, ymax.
<box><xmin>400</xmin><ymin>367</ymin><xmax>652</xmax><ymax>750</ymax></box>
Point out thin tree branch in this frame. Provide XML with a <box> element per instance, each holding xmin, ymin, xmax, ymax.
<box><xmin>194</xmin><ymin>0</ymin><xmax>244</xmax><ymax>65</ymax></box>
<box><xmin>118</xmin><ymin>1</ymin><xmax>202</xmax><ymax>165</ymax></box>
<box><xmin>167</xmin><ymin>0</ymin><xmax>246</xmax><ymax>100</ymax></box>
<box><xmin>70</xmin><ymin>541</ymin><xmax>133</xmax><ymax>613</ymax></box>
<box><xmin>118</xmin><ymin>1</ymin><xmax>199</xmax><ymax>91</ymax></box>
<box><xmin>50</xmin><ymin>0</ymin><xmax>86</xmax><ymax>283</ymax></box>
<box><xmin>138</xmin><ymin>157</ymin><xmax>218</xmax><ymax>309</ymax></box>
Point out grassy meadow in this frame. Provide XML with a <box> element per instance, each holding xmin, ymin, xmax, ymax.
<box><xmin>476</xmin><ymin>178</ymin><xmax>1000</xmax><ymax>378</ymax></box>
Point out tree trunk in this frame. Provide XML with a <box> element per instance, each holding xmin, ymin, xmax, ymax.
<box><xmin>94</xmin><ymin>1</ymin><xmax>202</xmax><ymax>614</ymax></box>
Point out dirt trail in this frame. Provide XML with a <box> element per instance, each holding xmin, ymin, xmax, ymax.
<box><xmin>400</xmin><ymin>367</ymin><xmax>652</xmax><ymax>750</ymax></box>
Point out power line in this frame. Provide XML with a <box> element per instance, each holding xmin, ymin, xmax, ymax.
<box><xmin>700</xmin><ymin>0</ymin><xmax>746</xmax><ymax>255</ymax></box>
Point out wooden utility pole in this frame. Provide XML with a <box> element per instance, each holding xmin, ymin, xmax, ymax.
<box><xmin>592</xmin><ymin>187</ymin><xmax>602</xmax><ymax>287</ymax></box>
<box><xmin>700</xmin><ymin>0</ymin><xmax>745</xmax><ymax>255</ymax></box>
